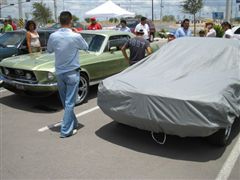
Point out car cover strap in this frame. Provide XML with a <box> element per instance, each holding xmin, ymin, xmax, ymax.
<box><xmin>151</xmin><ymin>131</ymin><xmax>167</xmax><ymax>145</ymax></box>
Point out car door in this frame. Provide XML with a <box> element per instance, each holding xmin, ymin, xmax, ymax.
<box><xmin>100</xmin><ymin>35</ymin><xmax>130</xmax><ymax>78</ymax></box>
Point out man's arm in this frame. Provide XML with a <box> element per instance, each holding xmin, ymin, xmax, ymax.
<box><xmin>146</xmin><ymin>46</ymin><xmax>152</xmax><ymax>56</ymax></box>
<box><xmin>121</xmin><ymin>44</ymin><xmax>130</xmax><ymax>64</ymax></box>
<box><xmin>77</xmin><ymin>35</ymin><xmax>89</xmax><ymax>50</ymax></box>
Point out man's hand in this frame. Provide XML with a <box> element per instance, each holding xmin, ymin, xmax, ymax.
<box><xmin>72</xmin><ymin>28</ymin><xmax>79</xmax><ymax>33</ymax></box>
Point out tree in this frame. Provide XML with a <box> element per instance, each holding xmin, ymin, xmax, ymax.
<box><xmin>72</xmin><ymin>15</ymin><xmax>79</xmax><ymax>23</ymax></box>
<box><xmin>32</xmin><ymin>2</ymin><xmax>53</xmax><ymax>25</ymax></box>
<box><xmin>181</xmin><ymin>0</ymin><xmax>203</xmax><ymax>36</ymax></box>
<box><xmin>162</xmin><ymin>15</ymin><xmax>176</xmax><ymax>22</ymax></box>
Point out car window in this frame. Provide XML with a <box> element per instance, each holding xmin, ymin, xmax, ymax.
<box><xmin>106</xmin><ymin>35</ymin><xmax>131</xmax><ymax>51</ymax></box>
<box><xmin>81</xmin><ymin>33</ymin><xmax>105</xmax><ymax>52</ymax></box>
<box><xmin>234</xmin><ymin>27</ymin><xmax>240</xmax><ymax>34</ymax></box>
<box><xmin>0</xmin><ymin>32</ymin><xmax>25</xmax><ymax>47</ymax></box>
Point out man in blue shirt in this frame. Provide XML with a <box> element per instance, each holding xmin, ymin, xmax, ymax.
<box><xmin>175</xmin><ymin>19</ymin><xmax>192</xmax><ymax>38</ymax></box>
<box><xmin>47</xmin><ymin>11</ymin><xmax>88</xmax><ymax>138</ymax></box>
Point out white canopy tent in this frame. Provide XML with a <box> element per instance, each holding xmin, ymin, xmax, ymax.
<box><xmin>85</xmin><ymin>0</ymin><xmax>135</xmax><ymax>18</ymax></box>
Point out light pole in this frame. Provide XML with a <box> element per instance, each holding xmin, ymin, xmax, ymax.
<box><xmin>225</xmin><ymin>0</ymin><xmax>232</xmax><ymax>22</ymax></box>
<box><xmin>160</xmin><ymin>0</ymin><xmax>163</xmax><ymax>20</ymax></box>
<box><xmin>54</xmin><ymin>0</ymin><xmax>57</xmax><ymax>22</ymax></box>
<box><xmin>152</xmin><ymin>0</ymin><xmax>154</xmax><ymax>21</ymax></box>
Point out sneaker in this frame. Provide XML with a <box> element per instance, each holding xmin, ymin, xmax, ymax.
<box><xmin>60</xmin><ymin>129</ymin><xmax>77</xmax><ymax>138</ymax></box>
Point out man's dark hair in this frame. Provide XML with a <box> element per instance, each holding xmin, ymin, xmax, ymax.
<box><xmin>221</xmin><ymin>21</ymin><xmax>232</xmax><ymax>29</ymax></box>
<box><xmin>25</xmin><ymin>20</ymin><xmax>37</xmax><ymax>31</ymax></box>
<box><xmin>59</xmin><ymin>11</ymin><xmax>72</xmax><ymax>25</ymax></box>
<box><xmin>141</xmin><ymin>17</ymin><xmax>147</xmax><ymax>22</ymax></box>
<box><xmin>120</xmin><ymin>19</ymin><xmax>127</xmax><ymax>25</ymax></box>
<box><xmin>181</xmin><ymin>18</ymin><xmax>190</xmax><ymax>27</ymax></box>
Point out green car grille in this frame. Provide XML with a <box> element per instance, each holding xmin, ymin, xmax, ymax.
<box><xmin>0</xmin><ymin>67</ymin><xmax>37</xmax><ymax>84</ymax></box>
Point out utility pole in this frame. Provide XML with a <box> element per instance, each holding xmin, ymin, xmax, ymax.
<box><xmin>54</xmin><ymin>0</ymin><xmax>57</xmax><ymax>22</ymax></box>
<box><xmin>18</xmin><ymin>0</ymin><xmax>23</xmax><ymax>19</ymax></box>
<box><xmin>225</xmin><ymin>0</ymin><xmax>232</xmax><ymax>22</ymax></box>
<box><xmin>152</xmin><ymin>0</ymin><xmax>154</xmax><ymax>21</ymax></box>
<box><xmin>160</xmin><ymin>0</ymin><xmax>163</xmax><ymax>20</ymax></box>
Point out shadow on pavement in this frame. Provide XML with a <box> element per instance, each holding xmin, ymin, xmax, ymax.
<box><xmin>49</xmin><ymin>122</ymin><xmax>84</xmax><ymax>133</ymax></box>
<box><xmin>0</xmin><ymin>85</ymin><xmax>99</xmax><ymax>113</ymax></box>
<box><xmin>95</xmin><ymin>120</ymin><xmax>240</xmax><ymax>162</ymax></box>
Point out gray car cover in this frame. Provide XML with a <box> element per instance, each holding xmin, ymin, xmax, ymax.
<box><xmin>98</xmin><ymin>37</ymin><xmax>240</xmax><ymax>137</ymax></box>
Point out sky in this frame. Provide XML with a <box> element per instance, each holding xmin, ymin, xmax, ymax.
<box><xmin>1</xmin><ymin>0</ymin><xmax>239</xmax><ymax>21</ymax></box>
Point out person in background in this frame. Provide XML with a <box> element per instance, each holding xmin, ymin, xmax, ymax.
<box><xmin>198</xmin><ymin>29</ymin><xmax>206</xmax><ymax>37</ymax></box>
<box><xmin>87</xmin><ymin>17</ymin><xmax>102</xmax><ymax>30</ymax></box>
<box><xmin>175</xmin><ymin>18</ymin><xmax>192</xmax><ymax>38</ymax></box>
<box><xmin>8</xmin><ymin>16</ymin><xmax>17</xmax><ymax>30</ymax></box>
<box><xmin>25</xmin><ymin>20</ymin><xmax>41</xmax><ymax>53</ymax></box>
<box><xmin>205</xmin><ymin>20</ymin><xmax>216</xmax><ymax>37</ymax></box>
<box><xmin>167</xmin><ymin>32</ymin><xmax>176</xmax><ymax>42</ymax></box>
<box><xmin>47</xmin><ymin>11</ymin><xmax>88</xmax><ymax>138</ymax></box>
<box><xmin>118</xmin><ymin>19</ymin><xmax>131</xmax><ymax>32</ymax></box>
<box><xmin>134</xmin><ymin>17</ymin><xmax>150</xmax><ymax>41</ymax></box>
<box><xmin>121</xmin><ymin>29</ymin><xmax>152</xmax><ymax>66</ymax></box>
<box><xmin>1</xmin><ymin>19</ymin><xmax>13</xmax><ymax>32</ymax></box>
<box><xmin>221</xmin><ymin>21</ymin><xmax>233</xmax><ymax>39</ymax></box>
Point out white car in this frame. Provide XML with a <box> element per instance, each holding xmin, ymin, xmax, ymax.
<box><xmin>232</xmin><ymin>25</ymin><xmax>240</xmax><ymax>40</ymax></box>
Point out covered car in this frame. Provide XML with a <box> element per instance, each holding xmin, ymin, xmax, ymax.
<box><xmin>98</xmin><ymin>37</ymin><xmax>240</xmax><ymax>146</ymax></box>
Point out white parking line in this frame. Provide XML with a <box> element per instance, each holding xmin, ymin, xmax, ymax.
<box><xmin>216</xmin><ymin>135</ymin><xmax>240</xmax><ymax>180</ymax></box>
<box><xmin>38</xmin><ymin>106</ymin><xmax>100</xmax><ymax>132</ymax></box>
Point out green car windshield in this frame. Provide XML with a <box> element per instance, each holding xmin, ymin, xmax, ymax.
<box><xmin>81</xmin><ymin>33</ymin><xmax>105</xmax><ymax>52</ymax></box>
<box><xmin>0</xmin><ymin>32</ymin><xmax>25</xmax><ymax>47</ymax></box>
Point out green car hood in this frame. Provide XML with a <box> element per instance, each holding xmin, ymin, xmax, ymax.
<box><xmin>0</xmin><ymin>51</ymin><xmax>96</xmax><ymax>73</ymax></box>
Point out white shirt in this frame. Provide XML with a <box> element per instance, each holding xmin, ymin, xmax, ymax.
<box><xmin>223</xmin><ymin>29</ymin><xmax>234</xmax><ymax>39</ymax></box>
<box><xmin>134</xmin><ymin>23</ymin><xmax>150</xmax><ymax>40</ymax></box>
<box><xmin>206</xmin><ymin>28</ymin><xmax>216</xmax><ymax>37</ymax></box>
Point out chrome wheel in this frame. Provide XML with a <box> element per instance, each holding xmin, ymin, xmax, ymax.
<box><xmin>75</xmin><ymin>74</ymin><xmax>89</xmax><ymax>105</ymax></box>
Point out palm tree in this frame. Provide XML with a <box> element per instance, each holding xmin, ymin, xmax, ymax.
<box><xmin>181</xmin><ymin>0</ymin><xmax>203</xmax><ymax>36</ymax></box>
<box><xmin>32</xmin><ymin>2</ymin><xmax>53</xmax><ymax>25</ymax></box>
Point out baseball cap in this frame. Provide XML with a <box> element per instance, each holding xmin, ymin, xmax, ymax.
<box><xmin>90</xmin><ymin>17</ymin><xmax>96</xmax><ymax>21</ymax></box>
<box><xmin>136</xmin><ymin>28</ymin><xmax>144</xmax><ymax>34</ymax></box>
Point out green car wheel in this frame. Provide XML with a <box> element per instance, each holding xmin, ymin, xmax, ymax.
<box><xmin>75</xmin><ymin>73</ymin><xmax>89</xmax><ymax>105</ymax></box>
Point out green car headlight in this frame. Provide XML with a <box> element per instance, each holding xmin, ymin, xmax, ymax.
<box><xmin>25</xmin><ymin>73</ymin><xmax>32</xmax><ymax>80</ymax></box>
<box><xmin>3</xmin><ymin>68</ymin><xmax>10</xmax><ymax>75</ymax></box>
<box><xmin>47</xmin><ymin>72</ymin><xmax>55</xmax><ymax>80</ymax></box>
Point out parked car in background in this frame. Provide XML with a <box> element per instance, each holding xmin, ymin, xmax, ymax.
<box><xmin>0</xmin><ymin>30</ymin><xmax>55</xmax><ymax>61</ymax></box>
<box><xmin>125</xmin><ymin>18</ymin><xmax>156</xmax><ymax>41</ymax></box>
<box><xmin>232</xmin><ymin>25</ymin><xmax>240</xmax><ymax>40</ymax></box>
<box><xmin>47</xmin><ymin>22</ymin><xmax>87</xmax><ymax>31</ymax></box>
<box><xmin>98</xmin><ymin>37</ymin><xmax>240</xmax><ymax>146</ymax></box>
<box><xmin>0</xmin><ymin>30</ymin><xmax>160</xmax><ymax>104</ymax></box>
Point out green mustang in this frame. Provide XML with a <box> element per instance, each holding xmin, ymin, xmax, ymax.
<box><xmin>0</xmin><ymin>30</ymin><xmax>160</xmax><ymax>104</ymax></box>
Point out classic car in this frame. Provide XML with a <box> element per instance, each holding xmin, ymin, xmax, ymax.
<box><xmin>0</xmin><ymin>30</ymin><xmax>160</xmax><ymax>105</ymax></box>
<box><xmin>0</xmin><ymin>30</ymin><xmax>55</xmax><ymax>61</ymax></box>
<box><xmin>98</xmin><ymin>37</ymin><xmax>240</xmax><ymax>146</ymax></box>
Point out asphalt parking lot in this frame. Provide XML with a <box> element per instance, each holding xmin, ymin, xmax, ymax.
<box><xmin>0</xmin><ymin>86</ymin><xmax>240</xmax><ymax>180</ymax></box>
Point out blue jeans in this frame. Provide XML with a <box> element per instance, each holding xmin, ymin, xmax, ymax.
<box><xmin>56</xmin><ymin>70</ymin><xmax>80</xmax><ymax>137</ymax></box>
